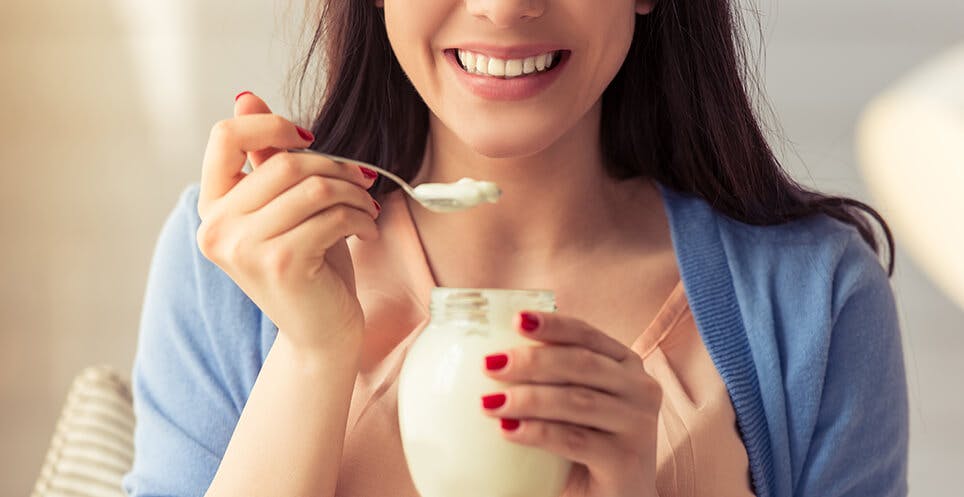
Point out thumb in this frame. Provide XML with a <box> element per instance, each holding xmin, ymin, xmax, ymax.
<box><xmin>233</xmin><ymin>91</ymin><xmax>288</xmax><ymax>167</ymax></box>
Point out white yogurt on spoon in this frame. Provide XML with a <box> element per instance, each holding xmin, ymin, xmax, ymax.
<box><xmin>284</xmin><ymin>149</ymin><xmax>501</xmax><ymax>213</ymax></box>
<box><xmin>412</xmin><ymin>178</ymin><xmax>502</xmax><ymax>212</ymax></box>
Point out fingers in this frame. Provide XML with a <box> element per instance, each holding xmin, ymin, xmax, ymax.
<box><xmin>268</xmin><ymin>204</ymin><xmax>380</xmax><ymax>260</ymax></box>
<box><xmin>485</xmin><ymin>345</ymin><xmax>630</xmax><ymax>396</ymax></box>
<box><xmin>220</xmin><ymin>152</ymin><xmax>377</xmax><ymax>216</ymax></box>
<box><xmin>514</xmin><ymin>311</ymin><xmax>636</xmax><ymax>364</ymax></box>
<box><xmin>250</xmin><ymin>175</ymin><xmax>380</xmax><ymax>240</ymax></box>
<box><xmin>480</xmin><ymin>314</ymin><xmax>664</xmax><ymax>473</ymax></box>
<box><xmin>480</xmin><ymin>381</ymin><xmax>658</xmax><ymax>473</ymax></box>
<box><xmin>234</xmin><ymin>91</ymin><xmax>285</xmax><ymax>167</ymax></box>
<box><xmin>199</xmin><ymin>113</ymin><xmax>314</xmax><ymax>217</ymax></box>
<box><xmin>481</xmin><ymin>385</ymin><xmax>637</xmax><ymax>435</ymax></box>
<box><xmin>494</xmin><ymin>417</ymin><xmax>625</xmax><ymax>468</ymax></box>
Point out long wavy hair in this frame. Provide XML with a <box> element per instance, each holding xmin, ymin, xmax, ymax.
<box><xmin>286</xmin><ymin>0</ymin><xmax>894</xmax><ymax>275</ymax></box>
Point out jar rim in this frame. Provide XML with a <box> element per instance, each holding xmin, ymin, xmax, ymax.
<box><xmin>429</xmin><ymin>287</ymin><xmax>557</xmax><ymax>314</ymax></box>
<box><xmin>432</xmin><ymin>286</ymin><xmax>556</xmax><ymax>302</ymax></box>
<box><xmin>430</xmin><ymin>287</ymin><xmax>554</xmax><ymax>297</ymax></box>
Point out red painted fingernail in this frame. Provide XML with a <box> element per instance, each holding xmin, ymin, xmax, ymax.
<box><xmin>296</xmin><ymin>126</ymin><xmax>315</xmax><ymax>142</ymax></box>
<box><xmin>360</xmin><ymin>166</ymin><xmax>378</xmax><ymax>180</ymax></box>
<box><xmin>373</xmin><ymin>199</ymin><xmax>381</xmax><ymax>213</ymax></box>
<box><xmin>482</xmin><ymin>393</ymin><xmax>506</xmax><ymax>409</ymax></box>
<box><xmin>519</xmin><ymin>312</ymin><xmax>540</xmax><ymax>332</ymax></box>
<box><xmin>501</xmin><ymin>418</ymin><xmax>521</xmax><ymax>431</ymax></box>
<box><xmin>485</xmin><ymin>353</ymin><xmax>508</xmax><ymax>371</ymax></box>
<box><xmin>234</xmin><ymin>90</ymin><xmax>252</xmax><ymax>102</ymax></box>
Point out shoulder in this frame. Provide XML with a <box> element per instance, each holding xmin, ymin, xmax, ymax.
<box><xmin>654</xmin><ymin>185</ymin><xmax>906</xmax><ymax>496</ymax></box>
<box><xmin>137</xmin><ymin>183</ymin><xmax>273</xmax><ymax>409</ymax></box>
<box><xmin>150</xmin><ymin>183</ymin><xmax>247</xmax><ymax>310</ymax></box>
<box><xmin>662</xmin><ymin>187</ymin><xmax>905</xmax><ymax>495</ymax></box>
<box><xmin>722</xmin><ymin>204</ymin><xmax>889</xmax><ymax>318</ymax></box>
<box><xmin>661</xmin><ymin>185</ymin><xmax>889</xmax><ymax>318</ymax></box>
<box><xmin>712</xmin><ymin>205</ymin><xmax>906</xmax><ymax>496</ymax></box>
<box><xmin>125</xmin><ymin>183</ymin><xmax>275</xmax><ymax>495</ymax></box>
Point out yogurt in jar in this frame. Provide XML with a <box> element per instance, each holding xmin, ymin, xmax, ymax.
<box><xmin>398</xmin><ymin>288</ymin><xmax>571</xmax><ymax>497</ymax></box>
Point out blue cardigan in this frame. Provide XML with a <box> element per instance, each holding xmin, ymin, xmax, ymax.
<box><xmin>123</xmin><ymin>183</ymin><xmax>908</xmax><ymax>497</ymax></box>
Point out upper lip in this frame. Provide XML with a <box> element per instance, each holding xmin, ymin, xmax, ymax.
<box><xmin>448</xmin><ymin>44</ymin><xmax>567</xmax><ymax>60</ymax></box>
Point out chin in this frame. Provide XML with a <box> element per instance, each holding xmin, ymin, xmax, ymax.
<box><xmin>458</xmin><ymin>122</ymin><xmax>563</xmax><ymax>160</ymax></box>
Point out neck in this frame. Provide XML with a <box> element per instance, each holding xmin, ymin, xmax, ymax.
<box><xmin>407</xmin><ymin>102</ymin><xmax>666</xmax><ymax>286</ymax></box>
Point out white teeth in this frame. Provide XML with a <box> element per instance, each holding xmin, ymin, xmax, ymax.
<box><xmin>475</xmin><ymin>54</ymin><xmax>487</xmax><ymax>74</ymax></box>
<box><xmin>456</xmin><ymin>49</ymin><xmax>559</xmax><ymax>78</ymax></box>
<box><xmin>487</xmin><ymin>57</ymin><xmax>505</xmax><ymax>77</ymax></box>
<box><xmin>523</xmin><ymin>57</ymin><xmax>536</xmax><ymax>74</ymax></box>
<box><xmin>535</xmin><ymin>53</ymin><xmax>546</xmax><ymax>71</ymax></box>
<box><xmin>505</xmin><ymin>59</ymin><xmax>523</xmax><ymax>77</ymax></box>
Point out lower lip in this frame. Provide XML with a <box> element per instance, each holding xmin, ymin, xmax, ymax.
<box><xmin>445</xmin><ymin>50</ymin><xmax>569</xmax><ymax>101</ymax></box>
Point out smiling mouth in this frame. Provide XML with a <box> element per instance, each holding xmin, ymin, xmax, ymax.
<box><xmin>448</xmin><ymin>49</ymin><xmax>567</xmax><ymax>79</ymax></box>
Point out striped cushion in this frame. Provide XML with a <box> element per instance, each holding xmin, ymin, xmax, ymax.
<box><xmin>31</xmin><ymin>366</ymin><xmax>135</xmax><ymax>497</ymax></box>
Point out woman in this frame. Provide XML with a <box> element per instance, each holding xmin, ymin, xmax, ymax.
<box><xmin>123</xmin><ymin>1</ymin><xmax>908</xmax><ymax>496</ymax></box>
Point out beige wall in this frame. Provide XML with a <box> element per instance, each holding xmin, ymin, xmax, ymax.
<box><xmin>0</xmin><ymin>1</ymin><xmax>301</xmax><ymax>494</ymax></box>
<box><xmin>1</xmin><ymin>1</ymin><xmax>962</xmax><ymax>496</ymax></box>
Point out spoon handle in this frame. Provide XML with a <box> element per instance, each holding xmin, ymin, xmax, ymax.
<box><xmin>285</xmin><ymin>148</ymin><xmax>419</xmax><ymax>199</ymax></box>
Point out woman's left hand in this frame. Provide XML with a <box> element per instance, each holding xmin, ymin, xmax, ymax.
<box><xmin>480</xmin><ymin>311</ymin><xmax>662</xmax><ymax>497</ymax></box>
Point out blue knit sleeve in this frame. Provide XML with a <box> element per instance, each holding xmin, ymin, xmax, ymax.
<box><xmin>793</xmin><ymin>234</ymin><xmax>908</xmax><ymax>496</ymax></box>
<box><xmin>122</xmin><ymin>185</ymin><xmax>257</xmax><ymax>497</ymax></box>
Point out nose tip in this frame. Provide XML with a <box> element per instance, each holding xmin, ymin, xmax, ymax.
<box><xmin>467</xmin><ymin>0</ymin><xmax>546</xmax><ymax>28</ymax></box>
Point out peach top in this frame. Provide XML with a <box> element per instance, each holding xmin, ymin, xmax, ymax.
<box><xmin>338</xmin><ymin>192</ymin><xmax>755</xmax><ymax>497</ymax></box>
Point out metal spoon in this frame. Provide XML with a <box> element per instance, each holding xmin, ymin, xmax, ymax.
<box><xmin>286</xmin><ymin>148</ymin><xmax>501</xmax><ymax>213</ymax></box>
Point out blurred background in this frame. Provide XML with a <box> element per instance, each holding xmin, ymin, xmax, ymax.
<box><xmin>1</xmin><ymin>0</ymin><xmax>961</xmax><ymax>495</ymax></box>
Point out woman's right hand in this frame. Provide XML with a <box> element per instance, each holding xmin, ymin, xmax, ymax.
<box><xmin>195</xmin><ymin>92</ymin><xmax>381</xmax><ymax>351</ymax></box>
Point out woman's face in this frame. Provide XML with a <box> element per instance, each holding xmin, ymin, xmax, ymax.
<box><xmin>382</xmin><ymin>0</ymin><xmax>654</xmax><ymax>158</ymax></box>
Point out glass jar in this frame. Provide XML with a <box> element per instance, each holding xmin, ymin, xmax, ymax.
<box><xmin>398</xmin><ymin>288</ymin><xmax>571</xmax><ymax>497</ymax></box>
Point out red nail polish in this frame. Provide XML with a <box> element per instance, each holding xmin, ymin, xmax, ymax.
<box><xmin>296</xmin><ymin>126</ymin><xmax>315</xmax><ymax>142</ymax></box>
<box><xmin>360</xmin><ymin>166</ymin><xmax>378</xmax><ymax>180</ymax></box>
<box><xmin>501</xmin><ymin>418</ymin><xmax>521</xmax><ymax>431</ymax></box>
<box><xmin>519</xmin><ymin>312</ymin><xmax>539</xmax><ymax>332</ymax></box>
<box><xmin>482</xmin><ymin>393</ymin><xmax>506</xmax><ymax>409</ymax></box>
<box><xmin>373</xmin><ymin>199</ymin><xmax>381</xmax><ymax>213</ymax></box>
<box><xmin>485</xmin><ymin>353</ymin><xmax>508</xmax><ymax>371</ymax></box>
<box><xmin>234</xmin><ymin>90</ymin><xmax>252</xmax><ymax>102</ymax></box>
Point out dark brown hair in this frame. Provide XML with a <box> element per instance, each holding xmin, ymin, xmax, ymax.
<box><xmin>288</xmin><ymin>0</ymin><xmax>894</xmax><ymax>275</ymax></box>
